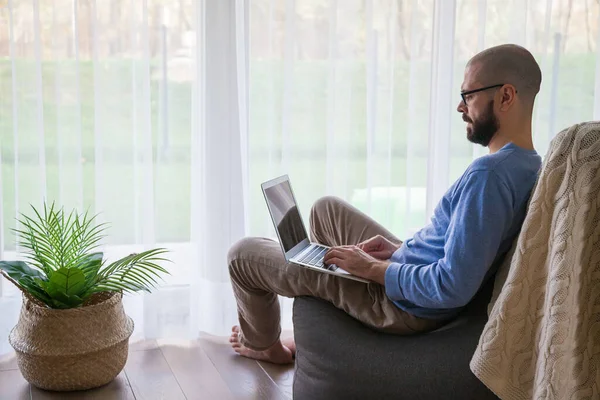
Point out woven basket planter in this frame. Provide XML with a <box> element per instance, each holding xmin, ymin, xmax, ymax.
<box><xmin>8</xmin><ymin>291</ymin><xmax>134</xmax><ymax>391</ymax></box>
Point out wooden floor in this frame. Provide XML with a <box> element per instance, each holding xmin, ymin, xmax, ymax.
<box><xmin>0</xmin><ymin>334</ymin><xmax>295</xmax><ymax>400</ymax></box>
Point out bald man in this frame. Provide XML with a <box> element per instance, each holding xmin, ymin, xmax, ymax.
<box><xmin>228</xmin><ymin>44</ymin><xmax>542</xmax><ymax>364</ymax></box>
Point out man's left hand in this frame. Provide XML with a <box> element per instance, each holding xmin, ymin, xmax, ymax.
<box><xmin>324</xmin><ymin>245</ymin><xmax>391</xmax><ymax>285</ymax></box>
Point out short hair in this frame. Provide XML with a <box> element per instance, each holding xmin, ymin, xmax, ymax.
<box><xmin>467</xmin><ymin>44</ymin><xmax>542</xmax><ymax>108</ymax></box>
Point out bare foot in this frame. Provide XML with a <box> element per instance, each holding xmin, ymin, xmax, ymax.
<box><xmin>281</xmin><ymin>336</ymin><xmax>296</xmax><ymax>356</ymax></box>
<box><xmin>229</xmin><ymin>326</ymin><xmax>295</xmax><ymax>364</ymax></box>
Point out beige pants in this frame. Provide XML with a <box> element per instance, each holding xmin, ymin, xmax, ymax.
<box><xmin>227</xmin><ymin>196</ymin><xmax>444</xmax><ymax>351</ymax></box>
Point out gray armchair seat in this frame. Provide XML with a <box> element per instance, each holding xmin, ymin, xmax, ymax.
<box><xmin>292</xmin><ymin>280</ymin><xmax>498</xmax><ymax>400</ymax></box>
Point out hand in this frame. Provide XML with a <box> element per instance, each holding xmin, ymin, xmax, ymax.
<box><xmin>324</xmin><ymin>245</ymin><xmax>390</xmax><ymax>284</ymax></box>
<box><xmin>357</xmin><ymin>235</ymin><xmax>401</xmax><ymax>260</ymax></box>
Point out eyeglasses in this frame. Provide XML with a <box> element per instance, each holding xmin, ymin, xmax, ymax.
<box><xmin>460</xmin><ymin>84</ymin><xmax>505</xmax><ymax>105</ymax></box>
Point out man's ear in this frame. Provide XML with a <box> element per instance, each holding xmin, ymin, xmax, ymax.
<box><xmin>499</xmin><ymin>85</ymin><xmax>517</xmax><ymax>111</ymax></box>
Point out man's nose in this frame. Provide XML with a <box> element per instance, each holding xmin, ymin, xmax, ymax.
<box><xmin>457</xmin><ymin>100</ymin><xmax>466</xmax><ymax>113</ymax></box>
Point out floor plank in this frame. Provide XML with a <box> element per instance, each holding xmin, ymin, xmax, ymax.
<box><xmin>199</xmin><ymin>334</ymin><xmax>288</xmax><ymax>400</ymax></box>
<box><xmin>125</xmin><ymin>348</ymin><xmax>186</xmax><ymax>400</ymax></box>
<box><xmin>0</xmin><ymin>369</ymin><xmax>31</xmax><ymax>400</ymax></box>
<box><xmin>1</xmin><ymin>334</ymin><xmax>295</xmax><ymax>400</ymax></box>
<box><xmin>30</xmin><ymin>372</ymin><xmax>135</xmax><ymax>400</ymax></box>
<box><xmin>158</xmin><ymin>338</ymin><xmax>234</xmax><ymax>400</ymax></box>
<box><xmin>257</xmin><ymin>361</ymin><xmax>294</xmax><ymax>400</ymax></box>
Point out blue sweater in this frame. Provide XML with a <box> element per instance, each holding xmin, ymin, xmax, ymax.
<box><xmin>384</xmin><ymin>143</ymin><xmax>542</xmax><ymax>320</ymax></box>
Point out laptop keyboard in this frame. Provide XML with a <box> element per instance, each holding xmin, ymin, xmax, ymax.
<box><xmin>296</xmin><ymin>245</ymin><xmax>338</xmax><ymax>271</ymax></box>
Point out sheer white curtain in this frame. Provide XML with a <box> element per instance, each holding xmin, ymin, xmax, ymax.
<box><xmin>0</xmin><ymin>0</ymin><xmax>599</xmax><ymax>357</ymax></box>
<box><xmin>0</xmin><ymin>0</ymin><xmax>247</xmax><ymax>355</ymax></box>
<box><xmin>247</xmin><ymin>0</ymin><xmax>600</xmax><ymax>237</ymax></box>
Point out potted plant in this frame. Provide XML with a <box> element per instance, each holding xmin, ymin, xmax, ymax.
<box><xmin>0</xmin><ymin>203</ymin><xmax>170</xmax><ymax>391</ymax></box>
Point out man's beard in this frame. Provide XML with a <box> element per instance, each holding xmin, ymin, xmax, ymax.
<box><xmin>465</xmin><ymin>100</ymin><xmax>499</xmax><ymax>147</ymax></box>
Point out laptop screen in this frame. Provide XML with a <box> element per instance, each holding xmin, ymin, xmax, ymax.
<box><xmin>263</xmin><ymin>179</ymin><xmax>309</xmax><ymax>253</ymax></box>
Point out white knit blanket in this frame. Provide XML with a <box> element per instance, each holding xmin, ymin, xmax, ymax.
<box><xmin>470</xmin><ymin>122</ymin><xmax>600</xmax><ymax>400</ymax></box>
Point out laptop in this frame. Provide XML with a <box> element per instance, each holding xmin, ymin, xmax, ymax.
<box><xmin>261</xmin><ymin>175</ymin><xmax>369</xmax><ymax>283</ymax></box>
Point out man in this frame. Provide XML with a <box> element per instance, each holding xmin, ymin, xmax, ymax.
<box><xmin>227</xmin><ymin>44</ymin><xmax>542</xmax><ymax>364</ymax></box>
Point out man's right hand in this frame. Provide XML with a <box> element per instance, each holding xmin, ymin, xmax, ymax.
<box><xmin>357</xmin><ymin>235</ymin><xmax>401</xmax><ymax>260</ymax></box>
